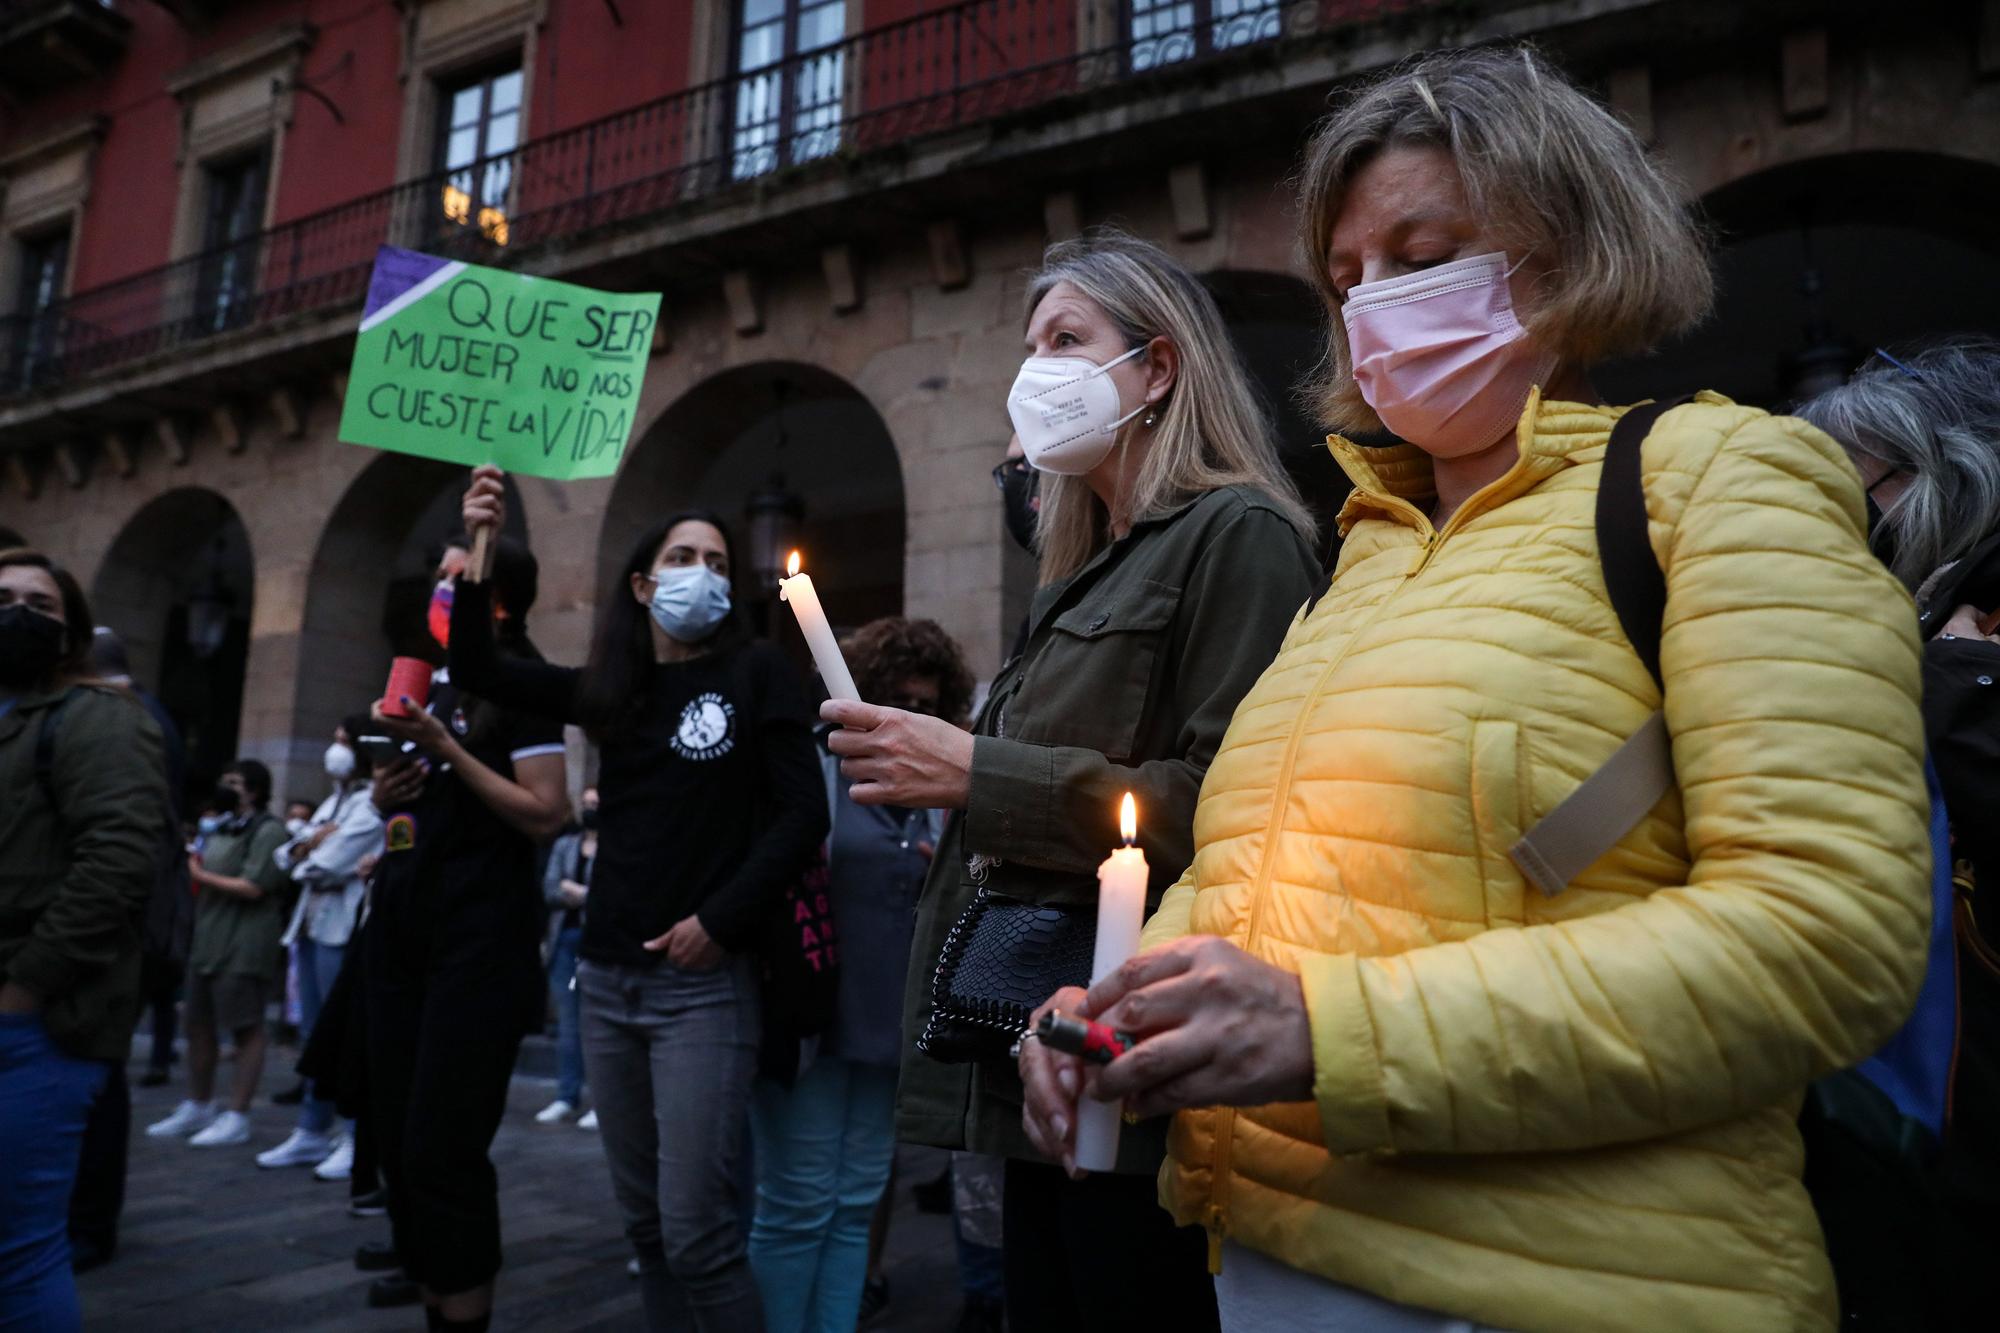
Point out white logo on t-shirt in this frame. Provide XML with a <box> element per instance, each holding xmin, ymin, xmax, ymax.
<box><xmin>672</xmin><ymin>692</ymin><xmax>736</xmax><ymax>761</ymax></box>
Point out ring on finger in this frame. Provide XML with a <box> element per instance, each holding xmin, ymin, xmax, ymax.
<box><xmin>1008</xmin><ymin>1029</ymin><xmax>1040</xmax><ymax>1060</ymax></box>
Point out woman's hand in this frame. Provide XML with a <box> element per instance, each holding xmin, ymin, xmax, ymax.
<box><xmin>464</xmin><ymin>464</ymin><xmax>508</xmax><ymax>536</ymax></box>
<box><xmin>371</xmin><ymin>698</ymin><xmax>455</xmax><ymax>759</ymax></box>
<box><xmin>1086</xmin><ymin>936</ymin><xmax>1315</xmax><ymax>1121</ymax></box>
<box><xmin>1937</xmin><ymin>603</ymin><xmax>2000</xmax><ymax>645</ymax></box>
<box><xmin>558</xmin><ymin>879</ymin><xmax>589</xmax><ymax>908</ymax></box>
<box><xmin>1020</xmin><ymin>985</ymin><xmax>1091</xmax><ymax>1175</ymax></box>
<box><xmin>644</xmin><ymin>915</ymin><xmax>725</xmax><ymax>971</ymax></box>
<box><xmin>821</xmin><ymin>700</ymin><xmax>975</xmax><ymax>809</ymax></box>
<box><xmin>371</xmin><ymin>757</ymin><xmax>428</xmax><ymax>812</ymax></box>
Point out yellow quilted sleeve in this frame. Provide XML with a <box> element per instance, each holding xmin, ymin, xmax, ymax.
<box><xmin>1305</xmin><ymin>406</ymin><xmax>1934</xmax><ymax>1156</ymax></box>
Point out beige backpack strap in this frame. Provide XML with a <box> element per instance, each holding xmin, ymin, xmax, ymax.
<box><xmin>1509</xmin><ymin>711</ymin><xmax>1673</xmax><ymax>898</ymax></box>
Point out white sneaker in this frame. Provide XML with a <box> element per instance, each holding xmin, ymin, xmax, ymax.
<box><xmin>256</xmin><ymin>1128</ymin><xmax>337</xmax><ymax>1169</ymax></box>
<box><xmin>145</xmin><ymin>1100</ymin><xmax>217</xmax><ymax>1139</ymax></box>
<box><xmin>534</xmin><ymin>1099</ymin><xmax>576</xmax><ymax>1124</ymax></box>
<box><xmin>313</xmin><ymin>1135</ymin><xmax>355</xmax><ymax>1181</ymax></box>
<box><xmin>577</xmin><ymin>1109</ymin><xmax>599</xmax><ymax>1132</ymax></box>
<box><xmin>188</xmin><ymin>1110</ymin><xmax>252</xmax><ymax>1147</ymax></box>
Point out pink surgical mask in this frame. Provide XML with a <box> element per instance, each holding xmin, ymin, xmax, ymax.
<box><xmin>1341</xmin><ymin>252</ymin><xmax>1557</xmax><ymax>458</ymax></box>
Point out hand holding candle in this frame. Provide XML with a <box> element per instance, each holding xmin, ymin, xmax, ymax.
<box><xmin>1074</xmin><ymin>792</ymin><xmax>1148</xmax><ymax>1172</ymax></box>
<box><xmin>778</xmin><ymin>550</ymin><xmax>860</xmax><ymax>702</ymax></box>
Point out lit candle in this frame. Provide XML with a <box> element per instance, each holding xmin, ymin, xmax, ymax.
<box><xmin>1074</xmin><ymin>792</ymin><xmax>1148</xmax><ymax>1172</ymax></box>
<box><xmin>777</xmin><ymin>550</ymin><xmax>860</xmax><ymax>702</ymax></box>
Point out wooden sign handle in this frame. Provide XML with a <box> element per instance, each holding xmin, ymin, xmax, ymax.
<box><xmin>466</xmin><ymin>525</ymin><xmax>494</xmax><ymax>584</ymax></box>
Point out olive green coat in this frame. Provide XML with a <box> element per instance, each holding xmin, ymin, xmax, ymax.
<box><xmin>0</xmin><ymin>684</ymin><xmax>170</xmax><ymax>1060</ymax></box>
<box><xmin>895</xmin><ymin>484</ymin><xmax>1319</xmax><ymax>1171</ymax></box>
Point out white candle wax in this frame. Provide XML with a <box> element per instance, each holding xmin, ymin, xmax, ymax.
<box><xmin>778</xmin><ymin>567</ymin><xmax>861</xmax><ymax>702</ymax></box>
<box><xmin>1074</xmin><ymin>837</ymin><xmax>1147</xmax><ymax>1172</ymax></box>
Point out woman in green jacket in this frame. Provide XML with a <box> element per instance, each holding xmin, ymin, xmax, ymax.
<box><xmin>1</xmin><ymin>547</ymin><xmax>168</xmax><ymax>1332</ymax></box>
<box><xmin>820</xmin><ymin>231</ymin><xmax>1319</xmax><ymax>1328</ymax></box>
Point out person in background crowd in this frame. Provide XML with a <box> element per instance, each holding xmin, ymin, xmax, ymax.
<box><xmin>86</xmin><ymin>628</ymin><xmax>188</xmax><ymax>1092</ymax></box>
<box><xmin>1024</xmin><ymin>47</ymin><xmax>1933</xmax><ymax>1333</ymax></box>
<box><xmin>748</xmin><ymin>617</ymin><xmax>972</xmax><ymax>1333</ymax></box>
<box><xmin>824</xmin><ymin>229</ymin><xmax>1320</xmax><ymax>1330</ymax></box>
<box><xmin>360</xmin><ymin>533</ymin><xmax>569</xmax><ymax>1332</ymax></box>
<box><xmin>454</xmin><ymin>472</ymin><xmax>827</xmax><ymax>1333</ymax></box>
<box><xmin>537</xmin><ymin>784</ymin><xmax>599</xmax><ymax>1128</ymax></box>
<box><xmin>146</xmin><ymin>759</ymin><xmax>291</xmax><ymax>1150</ymax></box>
<box><xmin>64</xmin><ymin>629</ymin><xmax>188</xmax><ymax>1274</ymax></box>
<box><xmin>284</xmin><ymin>800</ymin><xmax>316</xmax><ymax>839</ymax></box>
<box><xmin>0</xmin><ymin>548</ymin><xmax>169</xmax><ymax>1331</ymax></box>
<box><xmin>257</xmin><ymin>716</ymin><xmax>382</xmax><ymax>1176</ymax></box>
<box><xmin>1795</xmin><ymin>337</ymin><xmax>2000</xmax><ymax>1323</ymax></box>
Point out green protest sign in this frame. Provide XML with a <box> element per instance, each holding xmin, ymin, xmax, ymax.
<box><xmin>337</xmin><ymin>247</ymin><xmax>661</xmax><ymax>479</ymax></box>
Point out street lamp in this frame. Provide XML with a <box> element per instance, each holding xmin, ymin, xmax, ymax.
<box><xmin>745</xmin><ymin>379</ymin><xmax>805</xmax><ymax>588</ymax></box>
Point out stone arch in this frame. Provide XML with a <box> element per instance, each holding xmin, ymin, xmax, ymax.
<box><xmin>599</xmin><ymin>361</ymin><xmax>907</xmax><ymax>672</ymax></box>
<box><xmin>1203</xmin><ymin>268</ymin><xmax>1350</xmax><ymax>562</ymax></box>
<box><xmin>92</xmin><ymin>487</ymin><xmax>254</xmax><ymax>801</ymax></box>
<box><xmin>295</xmin><ymin>453</ymin><xmax>530</xmax><ymax>768</ymax></box>
<box><xmin>1600</xmin><ymin>150</ymin><xmax>2000</xmax><ymax>408</ymax></box>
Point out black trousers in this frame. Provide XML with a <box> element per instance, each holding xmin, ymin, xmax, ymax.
<box><xmin>67</xmin><ymin>1060</ymin><xmax>128</xmax><ymax>1262</ymax></box>
<box><xmin>362</xmin><ymin>924</ymin><xmax>526</xmax><ymax>1297</ymax></box>
<box><xmin>1002</xmin><ymin>1157</ymin><xmax>1219</xmax><ymax>1332</ymax></box>
<box><xmin>139</xmin><ymin>954</ymin><xmax>180</xmax><ymax>1073</ymax></box>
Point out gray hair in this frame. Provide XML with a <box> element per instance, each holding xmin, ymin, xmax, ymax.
<box><xmin>1794</xmin><ymin>337</ymin><xmax>2000</xmax><ymax>589</ymax></box>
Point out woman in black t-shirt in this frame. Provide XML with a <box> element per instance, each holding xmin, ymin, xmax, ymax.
<box><xmin>364</xmin><ymin>534</ymin><xmax>569</xmax><ymax>1333</ymax></box>
<box><xmin>452</xmin><ymin>467</ymin><xmax>827</xmax><ymax>1333</ymax></box>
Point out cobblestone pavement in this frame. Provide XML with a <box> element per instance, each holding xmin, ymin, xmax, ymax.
<box><xmin>84</xmin><ymin>1046</ymin><xmax>961</xmax><ymax>1331</ymax></box>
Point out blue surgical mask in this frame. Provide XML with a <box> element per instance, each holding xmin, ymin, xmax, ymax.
<box><xmin>197</xmin><ymin>814</ymin><xmax>225</xmax><ymax>835</ymax></box>
<box><xmin>648</xmin><ymin>565</ymin><xmax>732</xmax><ymax>643</ymax></box>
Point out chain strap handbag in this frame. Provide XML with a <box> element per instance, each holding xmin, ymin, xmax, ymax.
<box><xmin>916</xmin><ymin>868</ymin><xmax>1098</xmax><ymax>1065</ymax></box>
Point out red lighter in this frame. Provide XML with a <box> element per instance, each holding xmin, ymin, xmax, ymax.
<box><xmin>1036</xmin><ymin>1010</ymin><xmax>1136</xmax><ymax>1065</ymax></box>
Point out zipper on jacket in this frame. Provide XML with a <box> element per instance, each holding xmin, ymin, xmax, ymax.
<box><xmin>1201</xmin><ymin>534</ymin><xmax>1428</xmax><ymax>1269</ymax></box>
<box><xmin>1203</xmin><ymin>443</ymin><xmax>1548</xmax><ymax>1252</ymax></box>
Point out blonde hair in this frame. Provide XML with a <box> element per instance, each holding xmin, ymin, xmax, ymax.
<box><xmin>1025</xmin><ymin>230</ymin><xmax>1317</xmax><ymax>583</ymax></box>
<box><xmin>1297</xmin><ymin>45</ymin><xmax>1714</xmax><ymax>432</ymax></box>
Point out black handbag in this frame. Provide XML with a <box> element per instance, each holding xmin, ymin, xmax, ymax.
<box><xmin>917</xmin><ymin>883</ymin><xmax>1097</xmax><ymax>1064</ymax></box>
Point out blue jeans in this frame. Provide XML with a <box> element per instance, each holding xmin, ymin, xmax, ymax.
<box><xmin>0</xmin><ymin>1013</ymin><xmax>108</xmax><ymax>1333</ymax></box>
<box><xmin>547</xmin><ymin>927</ymin><xmax>584</xmax><ymax>1105</ymax></box>
<box><xmin>296</xmin><ymin>937</ymin><xmax>347</xmax><ymax>1135</ymax></box>
<box><xmin>748</xmin><ymin>1057</ymin><xmax>898</xmax><ymax>1333</ymax></box>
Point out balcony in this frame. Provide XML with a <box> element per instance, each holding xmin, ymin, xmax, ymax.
<box><xmin>0</xmin><ymin>0</ymin><xmax>130</xmax><ymax>95</ymax></box>
<box><xmin>0</xmin><ymin>0</ymin><xmax>1441</xmax><ymax>413</ymax></box>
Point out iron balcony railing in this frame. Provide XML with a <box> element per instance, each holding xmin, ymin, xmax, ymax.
<box><xmin>0</xmin><ymin>0</ymin><xmax>1430</xmax><ymax>399</ymax></box>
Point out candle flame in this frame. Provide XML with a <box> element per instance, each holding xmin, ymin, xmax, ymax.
<box><xmin>786</xmin><ymin>550</ymin><xmax>802</xmax><ymax>578</ymax></box>
<box><xmin>1119</xmin><ymin>792</ymin><xmax>1137</xmax><ymax>845</ymax></box>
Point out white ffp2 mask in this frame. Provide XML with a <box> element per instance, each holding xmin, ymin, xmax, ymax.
<box><xmin>1006</xmin><ymin>345</ymin><xmax>1147</xmax><ymax>475</ymax></box>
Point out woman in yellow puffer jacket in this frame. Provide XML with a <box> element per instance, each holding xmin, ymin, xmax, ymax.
<box><xmin>1018</xmin><ymin>46</ymin><xmax>1933</xmax><ymax>1333</ymax></box>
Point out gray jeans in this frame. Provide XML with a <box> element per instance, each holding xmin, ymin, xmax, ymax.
<box><xmin>579</xmin><ymin>957</ymin><xmax>763</xmax><ymax>1333</ymax></box>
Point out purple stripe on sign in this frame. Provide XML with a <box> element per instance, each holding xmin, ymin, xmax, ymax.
<box><xmin>362</xmin><ymin>247</ymin><xmax>455</xmax><ymax>322</ymax></box>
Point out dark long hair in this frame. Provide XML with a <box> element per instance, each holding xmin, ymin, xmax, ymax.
<box><xmin>0</xmin><ymin>547</ymin><xmax>96</xmax><ymax>691</ymax></box>
<box><xmin>576</xmin><ymin>510</ymin><xmax>743</xmax><ymax>735</ymax></box>
<box><xmin>458</xmin><ymin>534</ymin><xmax>543</xmax><ymax>748</ymax></box>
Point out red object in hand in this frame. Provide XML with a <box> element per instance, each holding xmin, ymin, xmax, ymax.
<box><xmin>382</xmin><ymin>657</ymin><xmax>433</xmax><ymax>718</ymax></box>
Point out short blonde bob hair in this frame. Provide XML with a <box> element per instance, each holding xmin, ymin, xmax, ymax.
<box><xmin>1298</xmin><ymin>45</ymin><xmax>1714</xmax><ymax>432</ymax></box>
<box><xmin>1026</xmin><ymin>230</ymin><xmax>1317</xmax><ymax>583</ymax></box>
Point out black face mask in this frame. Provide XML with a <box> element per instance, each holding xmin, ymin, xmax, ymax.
<box><xmin>1864</xmin><ymin>472</ymin><xmax>1902</xmax><ymax>572</ymax></box>
<box><xmin>212</xmin><ymin>782</ymin><xmax>242</xmax><ymax>815</ymax></box>
<box><xmin>0</xmin><ymin>604</ymin><xmax>65</xmax><ymax>690</ymax></box>
<box><xmin>1000</xmin><ymin>464</ymin><xmax>1041</xmax><ymax>555</ymax></box>
<box><xmin>579</xmin><ymin>807</ymin><xmax>600</xmax><ymax>831</ymax></box>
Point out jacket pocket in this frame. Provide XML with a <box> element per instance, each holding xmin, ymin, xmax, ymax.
<box><xmin>1467</xmin><ymin>720</ymin><xmax>1530</xmax><ymax>928</ymax></box>
<box><xmin>1026</xmin><ymin>581</ymin><xmax>1180</xmax><ymax>762</ymax></box>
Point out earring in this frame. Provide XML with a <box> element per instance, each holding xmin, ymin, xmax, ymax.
<box><xmin>1143</xmin><ymin>408</ymin><xmax>1159</xmax><ymax>428</ymax></box>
